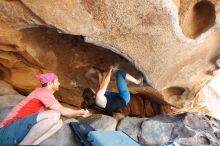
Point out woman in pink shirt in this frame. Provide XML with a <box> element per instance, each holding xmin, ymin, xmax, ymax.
<box><xmin>0</xmin><ymin>73</ymin><xmax>91</xmax><ymax>145</ymax></box>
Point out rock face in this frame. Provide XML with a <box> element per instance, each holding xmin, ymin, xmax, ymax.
<box><xmin>178</xmin><ymin>0</ymin><xmax>216</xmax><ymax>38</ymax></box>
<box><xmin>0</xmin><ymin>80</ymin><xmax>19</xmax><ymax>95</ymax></box>
<box><xmin>0</xmin><ymin>23</ymin><xmax>143</xmax><ymax>108</ymax></box>
<box><xmin>117</xmin><ymin>117</ymin><xmax>147</xmax><ymax>141</ymax></box>
<box><xmin>80</xmin><ymin>114</ymin><xmax>118</xmax><ymax>131</ymax></box>
<box><xmin>138</xmin><ymin>113</ymin><xmax>220</xmax><ymax>146</ymax></box>
<box><xmin>139</xmin><ymin>114</ymin><xmax>193</xmax><ymax>145</ymax></box>
<box><xmin>0</xmin><ymin>95</ymin><xmax>24</xmax><ymax>108</ymax></box>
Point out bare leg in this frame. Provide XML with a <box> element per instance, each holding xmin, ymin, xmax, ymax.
<box><xmin>100</xmin><ymin>66</ymin><xmax>143</xmax><ymax>86</ymax></box>
<box><xmin>32</xmin><ymin>119</ymin><xmax>63</xmax><ymax>144</ymax></box>
<box><xmin>125</xmin><ymin>73</ymin><xmax>143</xmax><ymax>85</ymax></box>
<box><xmin>19</xmin><ymin>110</ymin><xmax>62</xmax><ymax>145</ymax></box>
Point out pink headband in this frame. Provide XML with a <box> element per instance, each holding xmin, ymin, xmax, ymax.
<box><xmin>36</xmin><ymin>73</ymin><xmax>57</xmax><ymax>85</ymax></box>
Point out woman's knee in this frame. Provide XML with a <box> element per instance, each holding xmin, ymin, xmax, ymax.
<box><xmin>49</xmin><ymin>110</ymin><xmax>61</xmax><ymax>122</ymax></box>
<box><xmin>56</xmin><ymin>119</ymin><xmax>63</xmax><ymax>130</ymax></box>
<box><xmin>50</xmin><ymin>120</ymin><xmax>63</xmax><ymax>135</ymax></box>
<box><xmin>51</xmin><ymin>119</ymin><xmax>63</xmax><ymax>131</ymax></box>
<box><xmin>37</xmin><ymin>110</ymin><xmax>61</xmax><ymax>122</ymax></box>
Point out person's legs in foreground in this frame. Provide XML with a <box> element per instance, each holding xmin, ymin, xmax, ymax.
<box><xmin>116</xmin><ymin>70</ymin><xmax>142</xmax><ymax>104</ymax></box>
<box><xmin>19</xmin><ymin>110</ymin><xmax>63</xmax><ymax>145</ymax></box>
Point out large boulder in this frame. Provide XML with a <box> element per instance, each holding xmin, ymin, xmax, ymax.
<box><xmin>138</xmin><ymin>113</ymin><xmax>220</xmax><ymax>146</ymax></box>
<box><xmin>40</xmin><ymin>119</ymin><xmax>81</xmax><ymax>146</ymax></box>
<box><xmin>138</xmin><ymin>114</ymin><xmax>194</xmax><ymax>145</ymax></box>
<box><xmin>1</xmin><ymin>0</ymin><xmax>219</xmax><ymax>91</ymax></box>
<box><xmin>117</xmin><ymin>117</ymin><xmax>147</xmax><ymax>141</ymax></box>
<box><xmin>184</xmin><ymin>112</ymin><xmax>212</xmax><ymax>131</ymax></box>
<box><xmin>175</xmin><ymin>134</ymin><xmax>219</xmax><ymax>146</ymax></box>
<box><xmin>0</xmin><ymin>0</ymin><xmax>220</xmax><ymax>120</ymax></box>
<box><xmin>79</xmin><ymin>114</ymin><xmax>117</xmax><ymax>131</ymax></box>
<box><xmin>0</xmin><ymin>0</ymin><xmax>219</xmax><ymax>101</ymax></box>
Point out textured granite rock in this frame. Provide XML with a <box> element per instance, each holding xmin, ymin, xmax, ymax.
<box><xmin>79</xmin><ymin>114</ymin><xmax>117</xmax><ymax>131</ymax></box>
<box><xmin>0</xmin><ymin>0</ymin><xmax>220</xmax><ymax>118</ymax></box>
<box><xmin>0</xmin><ymin>80</ymin><xmax>19</xmax><ymax>95</ymax></box>
<box><xmin>117</xmin><ymin>116</ymin><xmax>147</xmax><ymax>141</ymax></box>
<box><xmin>0</xmin><ymin>95</ymin><xmax>24</xmax><ymax>108</ymax></box>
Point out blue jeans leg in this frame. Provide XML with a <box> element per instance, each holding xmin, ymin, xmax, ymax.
<box><xmin>0</xmin><ymin>112</ymin><xmax>38</xmax><ymax>146</ymax></box>
<box><xmin>116</xmin><ymin>70</ymin><xmax>130</xmax><ymax>104</ymax></box>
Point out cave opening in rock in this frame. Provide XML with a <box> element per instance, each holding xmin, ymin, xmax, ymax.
<box><xmin>0</xmin><ymin>24</ymin><xmax>175</xmax><ymax>116</ymax></box>
<box><xmin>161</xmin><ymin>86</ymin><xmax>188</xmax><ymax>108</ymax></box>
<box><xmin>181</xmin><ymin>0</ymin><xmax>215</xmax><ymax>38</ymax></box>
<box><xmin>10</xmin><ymin>26</ymin><xmax>145</xmax><ymax>108</ymax></box>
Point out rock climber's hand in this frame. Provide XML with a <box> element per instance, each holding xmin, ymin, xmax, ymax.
<box><xmin>82</xmin><ymin>109</ymin><xmax>92</xmax><ymax>118</ymax></box>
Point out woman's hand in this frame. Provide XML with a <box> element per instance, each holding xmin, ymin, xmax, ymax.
<box><xmin>109</xmin><ymin>65</ymin><xmax>114</xmax><ymax>70</ymax></box>
<box><xmin>110</xmin><ymin>64</ymin><xmax>119</xmax><ymax>72</ymax></box>
<box><xmin>81</xmin><ymin>109</ymin><xmax>92</xmax><ymax>117</ymax></box>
